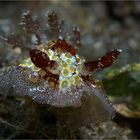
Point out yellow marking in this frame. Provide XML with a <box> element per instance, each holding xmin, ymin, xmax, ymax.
<box><xmin>18</xmin><ymin>40</ymin><xmax>87</xmax><ymax>90</ymax></box>
<box><xmin>77</xmin><ymin>64</ymin><xmax>82</xmax><ymax>72</ymax></box>
<box><xmin>76</xmin><ymin>57</ymin><xmax>80</xmax><ymax>63</ymax></box>
<box><xmin>48</xmin><ymin>81</ymin><xmax>55</xmax><ymax>88</ymax></box>
<box><xmin>56</xmin><ymin>48</ymin><xmax>62</xmax><ymax>55</ymax></box>
<box><xmin>73</xmin><ymin>74</ymin><xmax>81</xmax><ymax>85</ymax></box>
<box><xmin>66</xmin><ymin>59</ymin><xmax>71</xmax><ymax>64</ymax></box>
<box><xmin>46</xmin><ymin>40</ymin><xmax>54</xmax><ymax>49</ymax></box>
<box><xmin>60</xmin><ymin>79</ymin><xmax>69</xmax><ymax>88</ymax></box>
<box><xmin>19</xmin><ymin>58</ymin><xmax>35</xmax><ymax>69</ymax></box>
<box><xmin>62</xmin><ymin>68</ymin><xmax>69</xmax><ymax>77</ymax></box>
<box><xmin>52</xmin><ymin>55</ymin><xmax>58</xmax><ymax>60</ymax></box>
<box><xmin>65</xmin><ymin>53</ymin><xmax>72</xmax><ymax>58</ymax></box>
<box><xmin>38</xmin><ymin>44</ymin><xmax>44</xmax><ymax>50</ymax></box>
<box><xmin>29</xmin><ymin>74</ymin><xmax>39</xmax><ymax>83</ymax></box>
<box><xmin>38</xmin><ymin>70</ymin><xmax>46</xmax><ymax>77</ymax></box>
<box><xmin>62</xmin><ymin>62</ymin><xmax>67</xmax><ymax>67</ymax></box>
<box><xmin>69</xmin><ymin>66</ymin><xmax>75</xmax><ymax>73</ymax></box>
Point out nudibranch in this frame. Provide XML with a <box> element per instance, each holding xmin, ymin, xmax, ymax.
<box><xmin>0</xmin><ymin>11</ymin><xmax>122</xmax><ymax>120</ymax></box>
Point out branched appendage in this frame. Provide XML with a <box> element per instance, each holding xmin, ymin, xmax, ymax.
<box><xmin>0</xmin><ymin>34</ymin><xmax>24</xmax><ymax>49</ymax></box>
<box><xmin>47</xmin><ymin>11</ymin><xmax>66</xmax><ymax>39</ymax></box>
<box><xmin>47</xmin><ymin>11</ymin><xmax>59</xmax><ymax>33</ymax></box>
<box><xmin>0</xmin><ymin>11</ymin><xmax>122</xmax><ymax>123</ymax></box>
<box><xmin>21</xmin><ymin>10</ymin><xmax>42</xmax><ymax>45</ymax></box>
<box><xmin>21</xmin><ymin>11</ymin><xmax>40</xmax><ymax>34</ymax></box>
<box><xmin>72</xmin><ymin>26</ymin><xmax>81</xmax><ymax>46</ymax></box>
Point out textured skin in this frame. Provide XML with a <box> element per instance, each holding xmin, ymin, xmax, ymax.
<box><xmin>0</xmin><ymin>66</ymin><xmax>115</xmax><ymax>122</ymax></box>
<box><xmin>0</xmin><ymin>41</ymin><xmax>120</xmax><ymax>123</ymax></box>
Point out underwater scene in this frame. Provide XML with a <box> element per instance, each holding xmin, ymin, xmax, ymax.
<box><xmin>0</xmin><ymin>1</ymin><xmax>140</xmax><ymax>139</ymax></box>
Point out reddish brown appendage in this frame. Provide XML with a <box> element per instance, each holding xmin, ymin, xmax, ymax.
<box><xmin>51</xmin><ymin>39</ymin><xmax>76</xmax><ymax>55</ymax></box>
<box><xmin>6</xmin><ymin>34</ymin><xmax>23</xmax><ymax>48</ymax></box>
<box><xmin>47</xmin><ymin>11</ymin><xmax>66</xmax><ymax>39</ymax></box>
<box><xmin>84</xmin><ymin>49</ymin><xmax>122</xmax><ymax>72</ymax></box>
<box><xmin>43</xmin><ymin>70</ymin><xmax>59</xmax><ymax>89</ymax></box>
<box><xmin>73</xmin><ymin>26</ymin><xmax>81</xmax><ymax>46</ymax></box>
<box><xmin>22</xmin><ymin>11</ymin><xmax>42</xmax><ymax>45</ymax></box>
<box><xmin>80</xmin><ymin>75</ymin><xmax>101</xmax><ymax>89</ymax></box>
<box><xmin>81</xmin><ymin>75</ymin><xmax>92</xmax><ymax>82</ymax></box>
<box><xmin>29</xmin><ymin>38</ymin><xmax>77</xmax><ymax>89</ymax></box>
<box><xmin>29</xmin><ymin>49</ymin><xmax>57</xmax><ymax>69</ymax></box>
<box><xmin>22</xmin><ymin>11</ymin><xmax>40</xmax><ymax>34</ymax></box>
<box><xmin>29</xmin><ymin>49</ymin><xmax>59</xmax><ymax>88</ymax></box>
<box><xmin>47</xmin><ymin>11</ymin><xmax>59</xmax><ymax>33</ymax></box>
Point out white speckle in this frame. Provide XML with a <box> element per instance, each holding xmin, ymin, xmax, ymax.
<box><xmin>12</xmin><ymin>85</ymin><xmax>15</xmax><ymax>87</ymax></box>
<box><xmin>47</xmin><ymin>99</ymin><xmax>51</xmax><ymax>103</ymax></box>
<box><xmin>32</xmin><ymin>72</ymin><xmax>39</xmax><ymax>76</ymax></box>
<box><xmin>75</xmin><ymin>95</ymin><xmax>78</xmax><ymax>99</ymax></box>
<box><xmin>98</xmin><ymin>62</ymin><xmax>104</xmax><ymax>67</ymax></box>
<box><xmin>91</xmin><ymin>84</ymin><xmax>96</xmax><ymax>88</ymax></box>
<box><xmin>37</xmin><ymin>87</ymin><xmax>45</xmax><ymax>92</ymax></box>
<box><xmin>58</xmin><ymin>35</ymin><xmax>63</xmax><ymax>40</ymax></box>
<box><xmin>117</xmin><ymin>49</ymin><xmax>122</xmax><ymax>53</ymax></box>
<box><xmin>32</xmin><ymin>96</ymin><xmax>37</xmax><ymax>100</ymax></box>
<box><xmin>29</xmin><ymin>87</ymin><xmax>37</xmax><ymax>92</ymax></box>
<box><xmin>31</xmin><ymin>34</ymin><xmax>37</xmax><ymax>44</ymax></box>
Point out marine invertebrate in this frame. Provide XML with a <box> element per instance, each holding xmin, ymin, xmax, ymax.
<box><xmin>0</xmin><ymin>11</ymin><xmax>122</xmax><ymax>120</ymax></box>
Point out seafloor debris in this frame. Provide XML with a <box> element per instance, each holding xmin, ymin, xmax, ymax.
<box><xmin>0</xmin><ymin>11</ymin><xmax>122</xmax><ymax>123</ymax></box>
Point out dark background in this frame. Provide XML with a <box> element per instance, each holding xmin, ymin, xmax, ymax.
<box><xmin>0</xmin><ymin>1</ymin><xmax>140</xmax><ymax>139</ymax></box>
